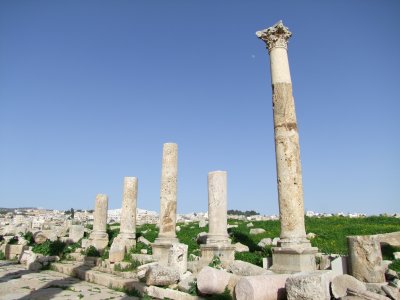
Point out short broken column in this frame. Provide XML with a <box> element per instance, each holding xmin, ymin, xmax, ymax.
<box><xmin>152</xmin><ymin>143</ymin><xmax>180</xmax><ymax>261</ymax></box>
<box><xmin>256</xmin><ymin>21</ymin><xmax>317</xmax><ymax>273</ymax></box>
<box><xmin>200</xmin><ymin>171</ymin><xmax>235</xmax><ymax>266</ymax></box>
<box><xmin>88</xmin><ymin>194</ymin><xmax>109</xmax><ymax>252</ymax></box>
<box><xmin>347</xmin><ymin>235</ymin><xmax>385</xmax><ymax>283</ymax></box>
<box><xmin>109</xmin><ymin>177</ymin><xmax>138</xmax><ymax>262</ymax></box>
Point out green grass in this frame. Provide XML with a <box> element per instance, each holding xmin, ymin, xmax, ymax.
<box><xmin>101</xmin><ymin>216</ymin><xmax>400</xmax><ymax>267</ymax></box>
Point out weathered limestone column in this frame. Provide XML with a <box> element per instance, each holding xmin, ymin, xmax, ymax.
<box><xmin>109</xmin><ymin>177</ymin><xmax>138</xmax><ymax>262</ymax></box>
<box><xmin>200</xmin><ymin>171</ymin><xmax>235</xmax><ymax>266</ymax></box>
<box><xmin>256</xmin><ymin>21</ymin><xmax>317</xmax><ymax>273</ymax></box>
<box><xmin>207</xmin><ymin>171</ymin><xmax>229</xmax><ymax>244</ymax></box>
<box><xmin>155</xmin><ymin>143</ymin><xmax>178</xmax><ymax>244</ymax></box>
<box><xmin>152</xmin><ymin>143</ymin><xmax>180</xmax><ymax>263</ymax></box>
<box><xmin>88</xmin><ymin>194</ymin><xmax>109</xmax><ymax>252</ymax></box>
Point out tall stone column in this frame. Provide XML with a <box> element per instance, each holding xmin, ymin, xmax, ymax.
<box><xmin>207</xmin><ymin>171</ymin><xmax>229</xmax><ymax>244</ymax></box>
<box><xmin>109</xmin><ymin>177</ymin><xmax>138</xmax><ymax>262</ymax></box>
<box><xmin>155</xmin><ymin>143</ymin><xmax>178</xmax><ymax>244</ymax></box>
<box><xmin>88</xmin><ymin>194</ymin><xmax>109</xmax><ymax>252</ymax></box>
<box><xmin>256</xmin><ymin>21</ymin><xmax>317</xmax><ymax>273</ymax></box>
<box><xmin>152</xmin><ymin>143</ymin><xmax>179</xmax><ymax>262</ymax></box>
<box><xmin>200</xmin><ymin>171</ymin><xmax>235</xmax><ymax>267</ymax></box>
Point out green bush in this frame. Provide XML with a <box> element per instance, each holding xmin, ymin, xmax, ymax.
<box><xmin>23</xmin><ymin>232</ymin><xmax>35</xmax><ymax>245</ymax></box>
<box><xmin>85</xmin><ymin>245</ymin><xmax>100</xmax><ymax>257</ymax></box>
<box><xmin>32</xmin><ymin>240</ymin><xmax>66</xmax><ymax>256</ymax></box>
<box><xmin>8</xmin><ymin>236</ymin><xmax>19</xmax><ymax>245</ymax></box>
<box><xmin>101</xmin><ymin>247</ymin><xmax>110</xmax><ymax>260</ymax></box>
<box><xmin>0</xmin><ymin>250</ymin><xmax>5</xmax><ymax>260</ymax></box>
<box><xmin>106</xmin><ymin>225</ymin><xmax>119</xmax><ymax>247</ymax></box>
<box><xmin>389</xmin><ymin>259</ymin><xmax>400</xmax><ymax>273</ymax></box>
<box><xmin>125</xmin><ymin>242</ymin><xmax>152</xmax><ymax>256</ymax></box>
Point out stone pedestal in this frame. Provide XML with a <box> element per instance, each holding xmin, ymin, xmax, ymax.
<box><xmin>109</xmin><ymin>177</ymin><xmax>138</xmax><ymax>263</ymax></box>
<box><xmin>200</xmin><ymin>171</ymin><xmax>234</xmax><ymax>266</ymax></box>
<box><xmin>271</xmin><ymin>247</ymin><xmax>318</xmax><ymax>274</ymax></box>
<box><xmin>256</xmin><ymin>21</ymin><xmax>317</xmax><ymax>273</ymax></box>
<box><xmin>88</xmin><ymin>194</ymin><xmax>109</xmax><ymax>252</ymax></box>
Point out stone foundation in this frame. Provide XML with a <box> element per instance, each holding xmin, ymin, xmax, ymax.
<box><xmin>200</xmin><ymin>244</ymin><xmax>235</xmax><ymax>267</ymax></box>
<box><xmin>270</xmin><ymin>246</ymin><xmax>318</xmax><ymax>273</ymax></box>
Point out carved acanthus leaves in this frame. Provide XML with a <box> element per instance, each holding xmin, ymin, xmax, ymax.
<box><xmin>256</xmin><ymin>20</ymin><xmax>292</xmax><ymax>52</ymax></box>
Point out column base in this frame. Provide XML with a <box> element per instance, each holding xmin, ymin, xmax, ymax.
<box><xmin>109</xmin><ymin>234</ymin><xmax>136</xmax><ymax>263</ymax></box>
<box><xmin>151</xmin><ymin>242</ymin><xmax>173</xmax><ymax>265</ymax></box>
<box><xmin>88</xmin><ymin>231</ymin><xmax>109</xmax><ymax>253</ymax></box>
<box><xmin>270</xmin><ymin>245</ymin><xmax>318</xmax><ymax>274</ymax></box>
<box><xmin>200</xmin><ymin>244</ymin><xmax>235</xmax><ymax>268</ymax></box>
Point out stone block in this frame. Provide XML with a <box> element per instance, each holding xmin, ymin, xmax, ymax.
<box><xmin>331</xmin><ymin>255</ymin><xmax>348</xmax><ymax>276</ymax></box>
<box><xmin>145</xmin><ymin>264</ymin><xmax>180</xmax><ymax>286</ymax></box>
<box><xmin>200</xmin><ymin>244</ymin><xmax>235</xmax><ymax>267</ymax></box>
<box><xmin>234</xmin><ymin>242</ymin><xmax>249</xmax><ymax>252</ymax></box>
<box><xmin>348</xmin><ymin>235</ymin><xmax>386</xmax><ymax>283</ymax></box>
<box><xmin>4</xmin><ymin>244</ymin><xmax>26</xmax><ymax>260</ymax></box>
<box><xmin>258</xmin><ymin>238</ymin><xmax>272</xmax><ymax>247</ymax></box>
<box><xmin>168</xmin><ymin>243</ymin><xmax>188</xmax><ymax>275</ymax></box>
<box><xmin>109</xmin><ymin>235</ymin><xmax>136</xmax><ymax>263</ymax></box>
<box><xmin>69</xmin><ymin>225</ymin><xmax>84</xmax><ymax>243</ymax></box>
<box><xmin>271</xmin><ymin>246</ymin><xmax>318</xmax><ymax>273</ymax></box>
<box><xmin>249</xmin><ymin>228</ymin><xmax>266</xmax><ymax>235</ymax></box>
<box><xmin>178</xmin><ymin>272</ymin><xmax>195</xmax><ymax>293</ymax></box>
<box><xmin>285</xmin><ymin>271</ymin><xmax>331</xmax><ymax>300</ymax></box>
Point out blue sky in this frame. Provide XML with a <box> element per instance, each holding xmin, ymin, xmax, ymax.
<box><xmin>0</xmin><ymin>1</ymin><xmax>399</xmax><ymax>215</ymax></box>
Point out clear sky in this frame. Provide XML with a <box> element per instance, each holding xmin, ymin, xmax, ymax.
<box><xmin>0</xmin><ymin>1</ymin><xmax>399</xmax><ymax>215</ymax></box>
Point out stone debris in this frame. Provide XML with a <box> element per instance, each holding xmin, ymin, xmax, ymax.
<box><xmin>199</xmin><ymin>219</ymin><xmax>208</xmax><ymax>228</ymax></box>
<box><xmin>285</xmin><ymin>271</ymin><xmax>331</xmax><ymax>300</ymax></box>
<box><xmin>246</xmin><ymin>222</ymin><xmax>254</xmax><ymax>228</ymax></box>
<box><xmin>0</xmin><ymin>263</ymin><xmax>137</xmax><ymax>299</ymax></box>
<box><xmin>348</xmin><ymin>235</ymin><xmax>386</xmax><ymax>283</ymax></box>
<box><xmin>235</xmin><ymin>273</ymin><xmax>290</xmax><ymax>300</ymax></box>
<box><xmin>137</xmin><ymin>235</ymin><xmax>151</xmax><ymax>246</ymax></box>
<box><xmin>347</xmin><ymin>287</ymin><xmax>391</xmax><ymax>300</ymax></box>
<box><xmin>331</xmin><ymin>274</ymin><xmax>367</xmax><ymax>299</ymax></box>
<box><xmin>234</xmin><ymin>242</ymin><xmax>249</xmax><ymax>252</ymax></box>
<box><xmin>178</xmin><ymin>272</ymin><xmax>195</xmax><ymax>293</ymax></box>
<box><xmin>197</xmin><ymin>266</ymin><xmax>239</xmax><ymax>295</ymax></box>
<box><xmin>228</xmin><ymin>260</ymin><xmax>270</xmax><ymax>276</ymax></box>
<box><xmin>145</xmin><ymin>264</ymin><xmax>180</xmax><ymax>286</ymax></box>
<box><xmin>249</xmin><ymin>228</ymin><xmax>266</xmax><ymax>235</ymax></box>
<box><xmin>258</xmin><ymin>237</ymin><xmax>272</xmax><ymax>247</ymax></box>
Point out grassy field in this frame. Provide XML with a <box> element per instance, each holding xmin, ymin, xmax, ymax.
<box><xmin>134</xmin><ymin>216</ymin><xmax>400</xmax><ymax>268</ymax></box>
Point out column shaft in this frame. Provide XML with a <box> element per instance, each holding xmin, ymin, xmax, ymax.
<box><xmin>157</xmin><ymin>143</ymin><xmax>178</xmax><ymax>242</ymax></box>
<box><xmin>93</xmin><ymin>194</ymin><xmax>108</xmax><ymax>234</ymax></box>
<box><xmin>119</xmin><ymin>177</ymin><xmax>137</xmax><ymax>238</ymax></box>
<box><xmin>207</xmin><ymin>171</ymin><xmax>229</xmax><ymax>244</ymax></box>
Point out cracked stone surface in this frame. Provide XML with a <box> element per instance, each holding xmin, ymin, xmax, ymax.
<box><xmin>0</xmin><ymin>261</ymin><xmax>137</xmax><ymax>300</ymax></box>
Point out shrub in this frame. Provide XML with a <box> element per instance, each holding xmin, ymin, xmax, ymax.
<box><xmin>0</xmin><ymin>250</ymin><xmax>5</xmax><ymax>260</ymax></box>
<box><xmin>32</xmin><ymin>240</ymin><xmax>66</xmax><ymax>256</ymax></box>
<box><xmin>8</xmin><ymin>236</ymin><xmax>19</xmax><ymax>245</ymax></box>
<box><xmin>85</xmin><ymin>245</ymin><xmax>100</xmax><ymax>257</ymax></box>
<box><xmin>23</xmin><ymin>232</ymin><xmax>34</xmax><ymax>245</ymax></box>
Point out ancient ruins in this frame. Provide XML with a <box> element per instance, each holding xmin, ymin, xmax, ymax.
<box><xmin>0</xmin><ymin>21</ymin><xmax>399</xmax><ymax>300</ymax></box>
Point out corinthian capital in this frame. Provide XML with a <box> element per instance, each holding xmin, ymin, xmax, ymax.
<box><xmin>256</xmin><ymin>21</ymin><xmax>292</xmax><ymax>52</ymax></box>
